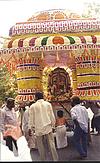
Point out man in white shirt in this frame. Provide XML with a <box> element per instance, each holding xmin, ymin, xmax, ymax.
<box><xmin>70</xmin><ymin>96</ymin><xmax>89</xmax><ymax>159</ymax></box>
<box><xmin>0</xmin><ymin>124</ymin><xmax>32</xmax><ymax>161</ymax></box>
<box><xmin>28</xmin><ymin>92</ymin><xmax>58</xmax><ymax>161</ymax></box>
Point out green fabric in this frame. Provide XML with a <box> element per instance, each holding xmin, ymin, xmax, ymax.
<box><xmin>66</xmin><ymin>36</ymin><xmax>75</xmax><ymax>44</ymax></box>
<box><xmin>41</xmin><ymin>37</ymin><xmax>49</xmax><ymax>46</ymax></box>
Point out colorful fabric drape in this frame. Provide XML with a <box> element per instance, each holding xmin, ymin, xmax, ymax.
<box><xmin>3</xmin><ymin>35</ymin><xmax>100</xmax><ymax>49</ymax></box>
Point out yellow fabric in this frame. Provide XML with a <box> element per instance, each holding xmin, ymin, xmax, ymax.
<box><xmin>77</xmin><ymin>76</ymin><xmax>99</xmax><ymax>83</ymax></box>
<box><xmin>80</xmin><ymin>95</ymin><xmax>100</xmax><ymax>101</ymax></box>
<box><xmin>17</xmin><ymin>80</ymin><xmax>43</xmax><ymax>89</ymax></box>
<box><xmin>77</xmin><ymin>67</ymin><xmax>99</xmax><ymax>74</ymax></box>
<box><xmin>16</xmin><ymin>70</ymin><xmax>41</xmax><ymax>78</ymax></box>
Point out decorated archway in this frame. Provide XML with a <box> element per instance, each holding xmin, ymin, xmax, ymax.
<box><xmin>42</xmin><ymin>66</ymin><xmax>72</xmax><ymax>101</ymax></box>
<box><xmin>0</xmin><ymin>9</ymin><xmax>100</xmax><ymax>105</ymax></box>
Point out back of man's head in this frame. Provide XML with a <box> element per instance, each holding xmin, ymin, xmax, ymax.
<box><xmin>57</xmin><ymin>110</ymin><xmax>64</xmax><ymax>118</ymax></box>
<box><xmin>71</xmin><ymin>96</ymin><xmax>80</xmax><ymax>107</ymax></box>
<box><xmin>35</xmin><ymin>92</ymin><xmax>44</xmax><ymax>101</ymax></box>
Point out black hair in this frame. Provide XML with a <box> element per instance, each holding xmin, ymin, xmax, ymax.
<box><xmin>57</xmin><ymin>110</ymin><xmax>64</xmax><ymax>118</ymax></box>
<box><xmin>7</xmin><ymin>98</ymin><xmax>15</xmax><ymax>103</ymax></box>
<box><xmin>35</xmin><ymin>92</ymin><xmax>44</xmax><ymax>100</ymax></box>
<box><xmin>71</xmin><ymin>96</ymin><xmax>80</xmax><ymax>107</ymax></box>
<box><xmin>6</xmin><ymin>98</ymin><xmax>15</xmax><ymax>109</ymax></box>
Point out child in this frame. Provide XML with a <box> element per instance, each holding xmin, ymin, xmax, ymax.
<box><xmin>55</xmin><ymin>110</ymin><xmax>68</xmax><ymax>149</ymax></box>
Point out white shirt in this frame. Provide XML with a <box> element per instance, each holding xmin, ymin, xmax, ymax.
<box><xmin>0</xmin><ymin>135</ymin><xmax>32</xmax><ymax>161</ymax></box>
<box><xmin>28</xmin><ymin>99</ymin><xmax>56</xmax><ymax>136</ymax></box>
<box><xmin>70</xmin><ymin>104</ymin><xmax>89</xmax><ymax>133</ymax></box>
<box><xmin>1</xmin><ymin>107</ymin><xmax>18</xmax><ymax>131</ymax></box>
<box><xmin>22</xmin><ymin>109</ymin><xmax>29</xmax><ymax>132</ymax></box>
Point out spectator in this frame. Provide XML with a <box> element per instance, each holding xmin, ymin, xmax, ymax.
<box><xmin>55</xmin><ymin>110</ymin><xmax>68</xmax><ymax>149</ymax></box>
<box><xmin>56</xmin><ymin>110</ymin><xmax>68</xmax><ymax>127</ymax></box>
<box><xmin>94</xmin><ymin>108</ymin><xmax>100</xmax><ymax>136</ymax></box>
<box><xmin>1</xmin><ymin>98</ymin><xmax>18</xmax><ymax>151</ymax></box>
<box><xmin>22</xmin><ymin>101</ymin><xmax>37</xmax><ymax>149</ymax></box>
<box><xmin>0</xmin><ymin>124</ymin><xmax>32</xmax><ymax>161</ymax></box>
<box><xmin>28</xmin><ymin>92</ymin><xmax>58</xmax><ymax>161</ymax></box>
<box><xmin>90</xmin><ymin>102</ymin><xmax>100</xmax><ymax>135</ymax></box>
<box><xmin>91</xmin><ymin>115</ymin><xmax>95</xmax><ymax>133</ymax></box>
<box><xmin>81</xmin><ymin>100</ymin><xmax>92</xmax><ymax>144</ymax></box>
<box><xmin>70</xmin><ymin>96</ymin><xmax>89</xmax><ymax>159</ymax></box>
<box><xmin>82</xmin><ymin>100</ymin><xmax>100</xmax><ymax>135</ymax></box>
<box><xmin>17</xmin><ymin>101</ymin><xmax>26</xmax><ymax>130</ymax></box>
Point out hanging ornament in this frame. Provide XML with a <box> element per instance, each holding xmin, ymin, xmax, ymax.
<box><xmin>41</xmin><ymin>51</ymin><xmax>44</xmax><ymax>60</ymax></box>
<box><xmin>56</xmin><ymin>51</ymin><xmax>59</xmax><ymax>61</ymax></box>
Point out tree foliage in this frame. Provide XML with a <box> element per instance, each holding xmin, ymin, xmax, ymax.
<box><xmin>83</xmin><ymin>2</ymin><xmax>100</xmax><ymax>18</ymax></box>
<box><xmin>0</xmin><ymin>66</ymin><xmax>18</xmax><ymax>103</ymax></box>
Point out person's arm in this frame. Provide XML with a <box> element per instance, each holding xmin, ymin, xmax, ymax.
<box><xmin>22</xmin><ymin>110</ymin><xmax>28</xmax><ymax>133</ymax></box>
<box><xmin>70</xmin><ymin>109</ymin><xmax>79</xmax><ymax>126</ymax></box>
<box><xmin>0</xmin><ymin>109</ymin><xmax>5</xmax><ymax>132</ymax></box>
<box><xmin>28</xmin><ymin>106</ymin><xmax>35</xmax><ymax>136</ymax></box>
<box><xmin>55</xmin><ymin>118</ymin><xmax>58</xmax><ymax>127</ymax></box>
<box><xmin>3</xmin><ymin>124</ymin><xmax>32</xmax><ymax>161</ymax></box>
<box><xmin>70</xmin><ymin>109</ymin><xmax>77</xmax><ymax>120</ymax></box>
<box><xmin>48</xmin><ymin>103</ymin><xmax>56</xmax><ymax>128</ymax></box>
<box><xmin>28</xmin><ymin>106</ymin><xmax>35</xmax><ymax>128</ymax></box>
<box><xmin>73</xmin><ymin>119</ymin><xmax>80</xmax><ymax>126</ymax></box>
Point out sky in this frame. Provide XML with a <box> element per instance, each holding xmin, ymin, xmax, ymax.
<box><xmin>0</xmin><ymin>0</ymin><xmax>99</xmax><ymax>46</ymax></box>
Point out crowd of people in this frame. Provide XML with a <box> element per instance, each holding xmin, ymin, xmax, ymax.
<box><xmin>0</xmin><ymin>92</ymin><xmax>100</xmax><ymax>161</ymax></box>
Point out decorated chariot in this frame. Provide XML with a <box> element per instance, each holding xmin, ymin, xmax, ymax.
<box><xmin>0</xmin><ymin>9</ymin><xmax>100</xmax><ymax>112</ymax></box>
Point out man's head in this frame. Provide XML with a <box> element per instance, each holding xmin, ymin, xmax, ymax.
<box><xmin>71</xmin><ymin>96</ymin><xmax>81</xmax><ymax>107</ymax></box>
<box><xmin>6</xmin><ymin>98</ymin><xmax>15</xmax><ymax>110</ymax></box>
<box><xmin>35</xmin><ymin>92</ymin><xmax>44</xmax><ymax>101</ymax></box>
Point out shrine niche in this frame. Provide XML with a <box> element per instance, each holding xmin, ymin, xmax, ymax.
<box><xmin>48</xmin><ymin>67</ymin><xmax>72</xmax><ymax>101</ymax></box>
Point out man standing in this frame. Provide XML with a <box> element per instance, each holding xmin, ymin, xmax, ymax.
<box><xmin>1</xmin><ymin>98</ymin><xmax>18</xmax><ymax>151</ymax></box>
<box><xmin>70</xmin><ymin>96</ymin><xmax>89</xmax><ymax>159</ymax></box>
<box><xmin>28</xmin><ymin>92</ymin><xmax>58</xmax><ymax>161</ymax></box>
<box><xmin>22</xmin><ymin>101</ymin><xmax>37</xmax><ymax>149</ymax></box>
<box><xmin>17</xmin><ymin>101</ymin><xmax>26</xmax><ymax>130</ymax></box>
